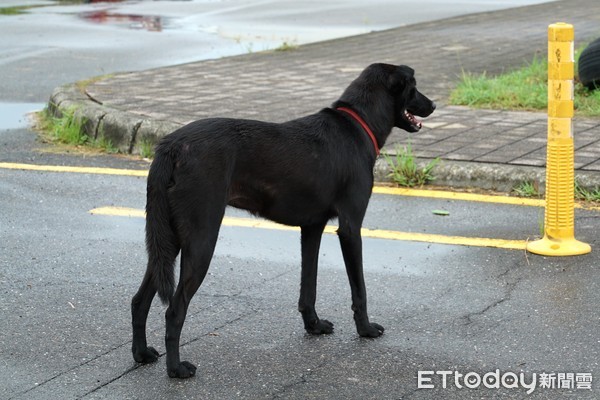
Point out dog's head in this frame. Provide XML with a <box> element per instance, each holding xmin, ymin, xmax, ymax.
<box><xmin>335</xmin><ymin>63</ymin><xmax>435</xmax><ymax>137</ymax></box>
<box><xmin>387</xmin><ymin>64</ymin><xmax>436</xmax><ymax>133</ymax></box>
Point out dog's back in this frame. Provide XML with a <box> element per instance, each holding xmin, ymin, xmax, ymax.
<box><xmin>149</xmin><ymin>112</ymin><xmax>370</xmax><ymax>229</ymax></box>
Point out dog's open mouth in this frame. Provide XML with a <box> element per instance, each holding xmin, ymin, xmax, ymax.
<box><xmin>403</xmin><ymin>110</ymin><xmax>422</xmax><ymax>130</ymax></box>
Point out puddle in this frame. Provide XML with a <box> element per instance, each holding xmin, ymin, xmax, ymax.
<box><xmin>0</xmin><ymin>103</ymin><xmax>45</xmax><ymax>130</ymax></box>
<box><xmin>79</xmin><ymin>10</ymin><xmax>164</xmax><ymax>32</ymax></box>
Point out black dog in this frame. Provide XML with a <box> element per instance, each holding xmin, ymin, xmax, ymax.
<box><xmin>131</xmin><ymin>63</ymin><xmax>435</xmax><ymax>378</ymax></box>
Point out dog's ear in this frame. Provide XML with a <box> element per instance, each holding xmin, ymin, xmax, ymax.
<box><xmin>388</xmin><ymin>65</ymin><xmax>415</xmax><ymax>93</ymax></box>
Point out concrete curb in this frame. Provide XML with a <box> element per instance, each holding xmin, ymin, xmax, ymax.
<box><xmin>48</xmin><ymin>84</ymin><xmax>181</xmax><ymax>155</ymax></box>
<box><xmin>375</xmin><ymin>158</ymin><xmax>600</xmax><ymax>193</ymax></box>
<box><xmin>49</xmin><ymin>84</ymin><xmax>600</xmax><ymax>193</ymax></box>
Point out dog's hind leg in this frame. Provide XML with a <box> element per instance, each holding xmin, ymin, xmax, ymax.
<box><xmin>164</xmin><ymin>202</ymin><xmax>225</xmax><ymax>379</ymax></box>
<box><xmin>337</xmin><ymin>201</ymin><xmax>385</xmax><ymax>338</ymax></box>
<box><xmin>298</xmin><ymin>221</ymin><xmax>334</xmax><ymax>334</ymax></box>
<box><xmin>131</xmin><ymin>269</ymin><xmax>160</xmax><ymax>363</ymax></box>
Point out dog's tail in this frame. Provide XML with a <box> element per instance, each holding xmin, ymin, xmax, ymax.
<box><xmin>145</xmin><ymin>141</ymin><xmax>180</xmax><ymax>305</ymax></box>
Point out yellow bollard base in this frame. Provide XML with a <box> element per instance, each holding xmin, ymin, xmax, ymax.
<box><xmin>527</xmin><ymin>236</ymin><xmax>591</xmax><ymax>256</ymax></box>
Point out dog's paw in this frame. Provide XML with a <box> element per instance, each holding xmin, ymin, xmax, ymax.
<box><xmin>132</xmin><ymin>346</ymin><xmax>160</xmax><ymax>364</ymax></box>
<box><xmin>357</xmin><ymin>322</ymin><xmax>385</xmax><ymax>338</ymax></box>
<box><xmin>306</xmin><ymin>319</ymin><xmax>334</xmax><ymax>335</ymax></box>
<box><xmin>168</xmin><ymin>361</ymin><xmax>197</xmax><ymax>379</ymax></box>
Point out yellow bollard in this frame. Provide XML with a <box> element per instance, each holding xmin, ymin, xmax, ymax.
<box><xmin>527</xmin><ymin>23</ymin><xmax>591</xmax><ymax>256</ymax></box>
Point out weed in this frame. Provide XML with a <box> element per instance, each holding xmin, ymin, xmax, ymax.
<box><xmin>0</xmin><ymin>6</ymin><xmax>29</xmax><ymax>15</ymax></box>
<box><xmin>274</xmin><ymin>41</ymin><xmax>298</xmax><ymax>52</ymax></box>
<box><xmin>37</xmin><ymin>106</ymin><xmax>88</xmax><ymax>146</ymax></box>
<box><xmin>383</xmin><ymin>143</ymin><xmax>439</xmax><ymax>187</ymax></box>
<box><xmin>1</xmin><ymin>1</ymin><xmax>87</xmax><ymax>16</ymax></box>
<box><xmin>94</xmin><ymin>135</ymin><xmax>118</xmax><ymax>154</ymax></box>
<box><xmin>538</xmin><ymin>209</ymin><xmax>545</xmax><ymax>237</ymax></box>
<box><xmin>575</xmin><ymin>179</ymin><xmax>600</xmax><ymax>202</ymax></box>
<box><xmin>449</xmin><ymin>45</ymin><xmax>600</xmax><ymax>117</ymax></box>
<box><xmin>36</xmin><ymin>106</ymin><xmax>119</xmax><ymax>154</ymax></box>
<box><xmin>139</xmin><ymin>139</ymin><xmax>156</xmax><ymax>159</ymax></box>
<box><xmin>512</xmin><ymin>181</ymin><xmax>541</xmax><ymax>198</ymax></box>
<box><xmin>449</xmin><ymin>57</ymin><xmax>547</xmax><ymax>111</ymax></box>
<box><xmin>76</xmin><ymin>74</ymin><xmax>114</xmax><ymax>92</ymax></box>
<box><xmin>512</xmin><ymin>179</ymin><xmax>600</xmax><ymax>202</ymax></box>
<box><xmin>573</xmin><ymin>84</ymin><xmax>600</xmax><ymax>116</ymax></box>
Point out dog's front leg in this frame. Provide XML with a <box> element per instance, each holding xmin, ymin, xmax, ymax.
<box><xmin>337</xmin><ymin>216</ymin><xmax>384</xmax><ymax>338</ymax></box>
<box><xmin>298</xmin><ymin>222</ymin><xmax>334</xmax><ymax>334</ymax></box>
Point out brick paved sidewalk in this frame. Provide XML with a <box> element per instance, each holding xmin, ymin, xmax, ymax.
<box><xmin>51</xmin><ymin>0</ymin><xmax>600</xmax><ymax>189</ymax></box>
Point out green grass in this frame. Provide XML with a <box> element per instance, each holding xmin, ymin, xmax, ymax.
<box><xmin>0</xmin><ymin>1</ymin><xmax>86</xmax><ymax>16</ymax></box>
<box><xmin>94</xmin><ymin>135</ymin><xmax>118</xmax><ymax>154</ymax></box>
<box><xmin>76</xmin><ymin>74</ymin><xmax>114</xmax><ymax>92</ymax></box>
<box><xmin>450</xmin><ymin>47</ymin><xmax>600</xmax><ymax>117</ymax></box>
<box><xmin>139</xmin><ymin>139</ymin><xmax>155</xmax><ymax>159</ymax></box>
<box><xmin>512</xmin><ymin>181</ymin><xmax>541</xmax><ymax>198</ymax></box>
<box><xmin>274</xmin><ymin>41</ymin><xmax>298</xmax><ymax>52</ymax></box>
<box><xmin>574</xmin><ymin>85</ymin><xmax>600</xmax><ymax>116</ymax></box>
<box><xmin>383</xmin><ymin>143</ymin><xmax>440</xmax><ymax>187</ymax></box>
<box><xmin>575</xmin><ymin>179</ymin><xmax>600</xmax><ymax>202</ymax></box>
<box><xmin>0</xmin><ymin>6</ymin><xmax>31</xmax><ymax>15</ymax></box>
<box><xmin>36</xmin><ymin>106</ymin><xmax>117</xmax><ymax>153</ymax></box>
<box><xmin>38</xmin><ymin>106</ymin><xmax>89</xmax><ymax>146</ymax></box>
<box><xmin>450</xmin><ymin>57</ymin><xmax>547</xmax><ymax>111</ymax></box>
<box><xmin>511</xmin><ymin>179</ymin><xmax>600</xmax><ymax>203</ymax></box>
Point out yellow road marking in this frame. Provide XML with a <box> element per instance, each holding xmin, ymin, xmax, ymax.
<box><xmin>2</xmin><ymin>161</ymin><xmax>597</xmax><ymax>211</ymax></box>
<box><xmin>90</xmin><ymin>206</ymin><xmax>146</xmax><ymax>217</ymax></box>
<box><xmin>373</xmin><ymin>186</ymin><xmax>545</xmax><ymax>207</ymax></box>
<box><xmin>373</xmin><ymin>186</ymin><xmax>600</xmax><ymax>211</ymax></box>
<box><xmin>0</xmin><ymin>162</ymin><xmax>148</xmax><ymax>177</ymax></box>
<box><xmin>89</xmin><ymin>206</ymin><xmax>527</xmax><ymax>250</ymax></box>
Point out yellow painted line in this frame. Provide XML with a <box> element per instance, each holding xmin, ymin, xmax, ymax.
<box><xmin>3</xmin><ymin>162</ymin><xmax>595</xmax><ymax>211</ymax></box>
<box><xmin>373</xmin><ymin>186</ymin><xmax>545</xmax><ymax>207</ymax></box>
<box><xmin>373</xmin><ymin>186</ymin><xmax>600</xmax><ymax>211</ymax></box>
<box><xmin>90</xmin><ymin>206</ymin><xmax>146</xmax><ymax>218</ymax></box>
<box><xmin>359</xmin><ymin>228</ymin><xmax>526</xmax><ymax>250</ymax></box>
<box><xmin>0</xmin><ymin>162</ymin><xmax>148</xmax><ymax>177</ymax></box>
<box><xmin>89</xmin><ymin>206</ymin><xmax>527</xmax><ymax>250</ymax></box>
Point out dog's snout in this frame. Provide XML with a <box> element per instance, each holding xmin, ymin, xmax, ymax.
<box><xmin>431</xmin><ymin>101</ymin><xmax>436</xmax><ymax>111</ymax></box>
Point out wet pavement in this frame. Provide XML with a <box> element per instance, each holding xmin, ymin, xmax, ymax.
<box><xmin>2</xmin><ymin>0</ymin><xmax>600</xmax><ymax>399</ymax></box>
<box><xmin>0</xmin><ymin>103</ymin><xmax>44</xmax><ymax>130</ymax></box>
<box><xmin>0</xmin><ymin>0</ymin><xmax>552</xmax><ymax>102</ymax></box>
<box><xmin>46</xmin><ymin>0</ymin><xmax>600</xmax><ymax>192</ymax></box>
<box><xmin>1</xmin><ymin>161</ymin><xmax>599</xmax><ymax>399</ymax></box>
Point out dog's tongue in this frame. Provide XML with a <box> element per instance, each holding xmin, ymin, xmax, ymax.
<box><xmin>407</xmin><ymin>111</ymin><xmax>422</xmax><ymax>128</ymax></box>
<box><xmin>413</xmin><ymin>115</ymin><xmax>422</xmax><ymax>127</ymax></box>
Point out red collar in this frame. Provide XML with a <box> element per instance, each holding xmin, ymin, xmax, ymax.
<box><xmin>336</xmin><ymin>107</ymin><xmax>380</xmax><ymax>156</ymax></box>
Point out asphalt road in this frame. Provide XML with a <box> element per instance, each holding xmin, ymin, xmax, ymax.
<box><xmin>1</xmin><ymin>141</ymin><xmax>599</xmax><ymax>399</ymax></box>
<box><xmin>1</xmin><ymin>0</ymin><xmax>550</xmax><ymax>102</ymax></box>
<box><xmin>1</xmin><ymin>0</ymin><xmax>599</xmax><ymax>399</ymax></box>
